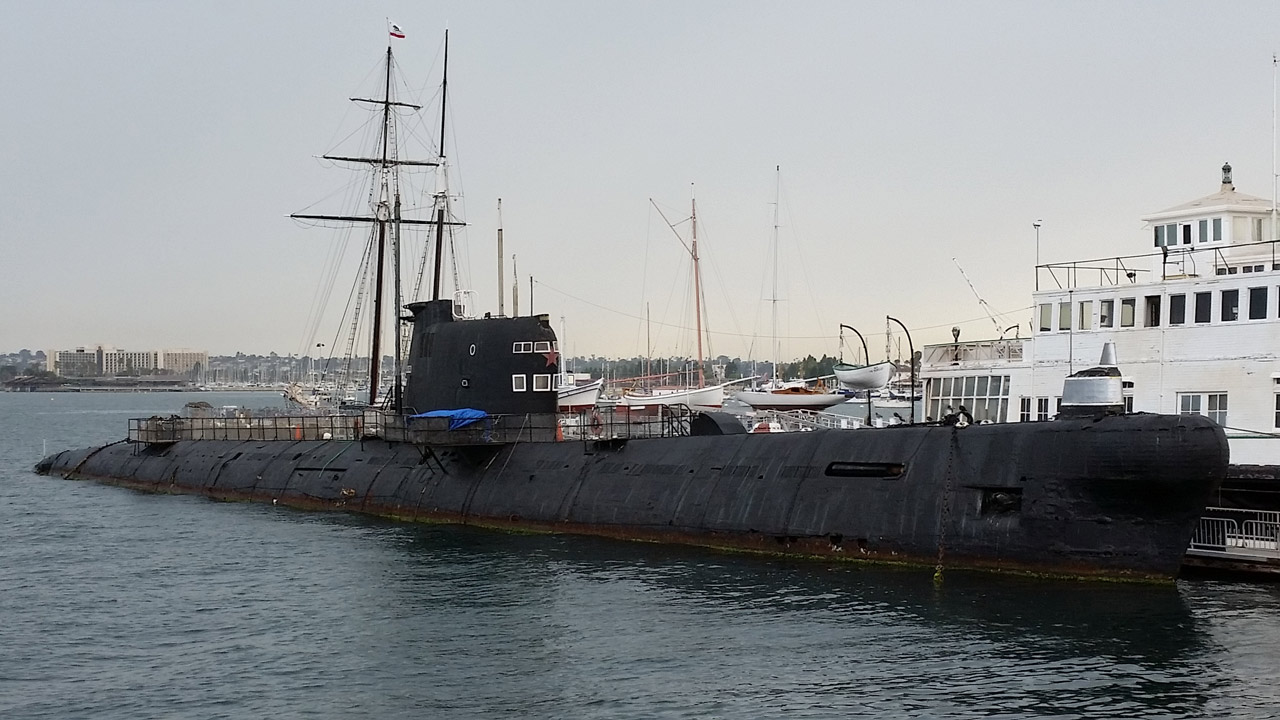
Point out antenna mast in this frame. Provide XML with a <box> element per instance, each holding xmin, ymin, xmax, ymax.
<box><xmin>365</xmin><ymin>45</ymin><xmax>394</xmax><ymax>409</ymax></box>
<box><xmin>393</xmin><ymin>189</ymin><xmax>403</xmax><ymax>411</ymax></box>
<box><xmin>512</xmin><ymin>254</ymin><xmax>519</xmax><ymax>315</ymax></box>
<box><xmin>431</xmin><ymin>30</ymin><xmax>450</xmax><ymax>302</ymax></box>
<box><xmin>691</xmin><ymin>190</ymin><xmax>705</xmax><ymax>387</ymax></box>
<box><xmin>497</xmin><ymin>198</ymin><xmax>505</xmax><ymax>316</ymax></box>
<box><xmin>646</xmin><ymin>303</ymin><xmax>652</xmax><ymax>381</ymax></box>
<box><xmin>770</xmin><ymin>166</ymin><xmax>781</xmax><ymax>381</ymax></box>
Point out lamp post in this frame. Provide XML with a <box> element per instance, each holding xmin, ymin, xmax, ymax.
<box><xmin>839</xmin><ymin>323</ymin><xmax>872</xmax><ymax>427</ymax></box>
<box><xmin>1033</xmin><ymin>220</ymin><xmax>1043</xmax><ymax>291</ymax></box>
<box><xmin>885</xmin><ymin>316</ymin><xmax>915</xmax><ymax>424</ymax></box>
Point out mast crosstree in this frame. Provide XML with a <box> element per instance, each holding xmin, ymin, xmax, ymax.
<box><xmin>291</xmin><ymin>40</ymin><xmax>463</xmax><ymax>411</ymax></box>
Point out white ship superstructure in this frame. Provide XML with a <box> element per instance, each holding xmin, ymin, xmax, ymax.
<box><xmin>922</xmin><ymin>163</ymin><xmax>1280</xmax><ymax>464</ymax></box>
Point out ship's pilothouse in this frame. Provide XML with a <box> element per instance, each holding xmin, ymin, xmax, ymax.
<box><xmin>922</xmin><ymin>163</ymin><xmax>1280</xmax><ymax>465</ymax></box>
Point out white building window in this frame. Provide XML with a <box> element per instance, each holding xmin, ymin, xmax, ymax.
<box><xmin>1144</xmin><ymin>295</ymin><xmax>1161</xmax><ymax>327</ymax></box>
<box><xmin>534</xmin><ymin>341</ymin><xmax>551</xmax><ymax>353</ymax></box>
<box><xmin>1195</xmin><ymin>292</ymin><xmax>1212</xmax><ymax>323</ymax></box>
<box><xmin>1078</xmin><ymin>300</ymin><xmax>1092</xmax><ymax>330</ymax></box>
<box><xmin>1208</xmin><ymin>393</ymin><xmax>1228</xmax><ymax>426</ymax></box>
<box><xmin>1169</xmin><ymin>294</ymin><xmax>1186</xmax><ymax>325</ymax></box>
<box><xmin>1249</xmin><ymin>287</ymin><xmax>1268</xmax><ymax>320</ymax></box>
<box><xmin>1099</xmin><ymin>299</ymin><xmax>1114</xmax><ymax>328</ymax></box>
<box><xmin>1222</xmin><ymin>289</ymin><xmax>1239</xmax><ymax>322</ymax></box>
<box><xmin>1058</xmin><ymin>302</ymin><xmax>1071</xmax><ymax>331</ymax></box>
<box><xmin>1179</xmin><ymin>392</ymin><xmax>1227</xmax><ymax>426</ymax></box>
<box><xmin>1038</xmin><ymin>304</ymin><xmax>1052</xmax><ymax>332</ymax></box>
<box><xmin>533</xmin><ymin>374</ymin><xmax>551</xmax><ymax>391</ymax></box>
<box><xmin>512</xmin><ymin>374</ymin><xmax>527</xmax><ymax>392</ymax></box>
<box><xmin>1120</xmin><ymin>298</ymin><xmax>1136</xmax><ymax>327</ymax></box>
<box><xmin>927</xmin><ymin>374</ymin><xmax>1009</xmax><ymax>423</ymax></box>
<box><xmin>1178</xmin><ymin>393</ymin><xmax>1201</xmax><ymax>415</ymax></box>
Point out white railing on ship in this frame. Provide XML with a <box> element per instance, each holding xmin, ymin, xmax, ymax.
<box><xmin>748</xmin><ymin>409</ymin><xmax>869</xmax><ymax>431</ymax></box>
<box><xmin>921</xmin><ymin>340</ymin><xmax>1024</xmax><ymax>366</ymax></box>
<box><xmin>1189</xmin><ymin>508</ymin><xmax>1280</xmax><ymax>554</ymax></box>
<box><xmin>1039</xmin><ymin>238</ymin><xmax>1280</xmax><ymax>291</ymax></box>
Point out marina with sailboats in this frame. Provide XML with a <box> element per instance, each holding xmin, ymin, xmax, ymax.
<box><xmin>29</xmin><ymin>25</ymin><xmax>1240</xmax><ymax>588</ymax></box>
<box><xmin>16</xmin><ymin>3</ymin><xmax>1280</xmax><ymax>717</ymax></box>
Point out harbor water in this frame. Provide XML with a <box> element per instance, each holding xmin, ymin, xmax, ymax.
<box><xmin>3</xmin><ymin>392</ymin><xmax>1280</xmax><ymax>719</ymax></box>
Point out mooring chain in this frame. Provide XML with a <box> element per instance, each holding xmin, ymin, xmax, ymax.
<box><xmin>934</xmin><ymin>428</ymin><xmax>959</xmax><ymax>585</ymax></box>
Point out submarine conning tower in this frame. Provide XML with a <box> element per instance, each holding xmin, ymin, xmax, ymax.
<box><xmin>403</xmin><ymin>299</ymin><xmax>559</xmax><ymax>416</ymax></box>
<box><xmin>1058</xmin><ymin>341</ymin><xmax>1125</xmax><ymax>418</ymax></box>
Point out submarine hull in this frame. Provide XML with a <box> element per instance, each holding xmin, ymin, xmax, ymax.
<box><xmin>36</xmin><ymin>413</ymin><xmax>1227</xmax><ymax>581</ymax></box>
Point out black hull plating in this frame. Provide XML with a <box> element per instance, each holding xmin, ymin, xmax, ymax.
<box><xmin>36</xmin><ymin>413</ymin><xmax>1227</xmax><ymax>581</ymax></box>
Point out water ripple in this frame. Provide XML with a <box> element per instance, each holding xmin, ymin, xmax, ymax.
<box><xmin>1</xmin><ymin>392</ymin><xmax>1277</xmax><ymax>718</ymax></box>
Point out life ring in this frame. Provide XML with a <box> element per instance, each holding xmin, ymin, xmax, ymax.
<box><xmin>590</xmin><ymin>410</ymin><xmax>604</xmax><ymax>435</ymax></box>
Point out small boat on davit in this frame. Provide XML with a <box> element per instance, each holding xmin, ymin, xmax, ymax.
<box><xmin>833</xmin><ymin>361</ymin><xmax>895</xmax><ymax>390</ymax></box>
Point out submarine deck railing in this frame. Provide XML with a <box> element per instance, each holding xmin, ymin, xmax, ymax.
<box><xmin>750</xmin><ymin>409</ymin><xmax>869</xmax><ymax>431</ymax></box>
<box><xmin>127</xmin><ymin>405</ymin><xmax>695</xmax><ymax>446</ymax></box>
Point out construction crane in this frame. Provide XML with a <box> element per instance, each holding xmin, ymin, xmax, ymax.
<box><xmin>952</xmin><ymin>258</ymin><xmax>1015</xmax><ymax>339</ymax></box>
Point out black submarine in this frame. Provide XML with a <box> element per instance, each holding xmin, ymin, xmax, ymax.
<box><xmin>33</xmin><ymin>38</ymin><xmax>1228</xmax><ymax>582</ymax></box>
<box><xmin>36</xmin><ymin>300</ymin><xmax>1228</xmax><ymax>582</ymax></box>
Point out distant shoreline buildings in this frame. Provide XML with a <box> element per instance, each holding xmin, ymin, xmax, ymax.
<box><xmin>46</xmin><ymin>346</ymin><xmax>209</xmax><ymax>378</ymax></box>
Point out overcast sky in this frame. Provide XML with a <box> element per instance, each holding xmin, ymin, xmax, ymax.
<box><xmin>4</xmin><ymin>1</ymin><xmax>1280</xmax><ymax>363</ymax></box>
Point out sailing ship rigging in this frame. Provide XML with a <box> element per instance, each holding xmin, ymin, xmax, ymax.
<box><xmin>289</xmin><ymin>33</ymin><xmax>467</xmax><ymax>412</ymax></box>
<box><xmin>734</xmin><ymin>167</ymin><xmax>846</xmax><ymax>410</ymax></box>
<box><xmin>617</xmin><ymin>193</ymin><xmax>736</xmax><ymax>412</ymax></box>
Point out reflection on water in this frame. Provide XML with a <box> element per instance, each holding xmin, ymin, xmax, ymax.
<box><xmin>360</xmin><ymin>523</ymin><xmax>1230</xmax><ymax>718</ymax></box>
<box><xmin>3</xmin><ymin>391</ymin><xmax>1278</xmax><ymax>718</ymax></box>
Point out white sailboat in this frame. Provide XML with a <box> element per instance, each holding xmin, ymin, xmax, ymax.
<box><xmin>620</xmin><ymin>383</ymin><xmax>729</xmax><ymax>412</ymax></box>
<box><xmin>622</xmin><ymin>193</ymin><xmax>725</xmax><ymax>412</ymax></box>
<box><xmin>734</xmin><ymin>167</ymin><xmax>847</xmax><ymax>411</ymax></box>
<box><xmin>732</xmin><ymin>385</ymin><xmax>848</xmax><ymax>411</ymax></box>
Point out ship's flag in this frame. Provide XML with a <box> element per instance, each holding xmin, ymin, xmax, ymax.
<box><xmin>389</xmin><ymin>23</ymin><xmax>405</xmax><ymax>39</ymax></box>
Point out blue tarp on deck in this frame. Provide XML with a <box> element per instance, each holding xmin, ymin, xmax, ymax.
<box><xmin>409</xmin><ymin>408</ymin><xmax>489</xmax><ymax>430</ymax></box>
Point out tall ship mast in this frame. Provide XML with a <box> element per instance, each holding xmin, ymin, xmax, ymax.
<box><xmin>32</xmin><ymin>32</ymin><xmax>1237</xmax><ymax>588</ymax></box>
<box><xmin>290</xmin><ymin>33</ymin><xmax>463</xmax><ymax>411</ymax></box>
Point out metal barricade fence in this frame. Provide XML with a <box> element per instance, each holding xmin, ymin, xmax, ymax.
<box><xmin>1189</xmin><ymin>516</ymin><xmax>1235</xmax><ymax>551</ymax></box>
<box><xmin>1239</xmin><ymin>519</ymin><xmax>1280</xmax><ymax>549</ymax></box>
<box><xmin>1190</xmin><ymin>508</ymin><xmax>1280</xmax><ymax>554</ymax></box>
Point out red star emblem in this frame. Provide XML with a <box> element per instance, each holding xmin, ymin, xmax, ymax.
<box><xmin>542</xmin><ymin>350</ymin><xmax>559</xmax><ymax>367</ymax></box>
